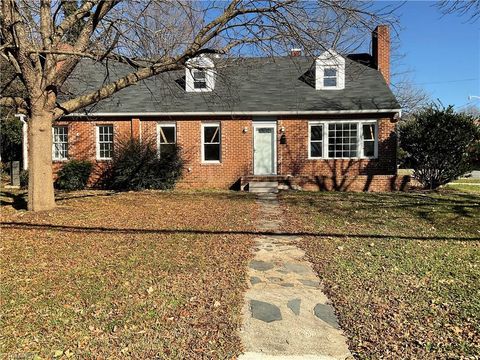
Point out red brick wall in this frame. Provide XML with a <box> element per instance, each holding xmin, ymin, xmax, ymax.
<box><xmin>52</xmin><ymin>115</ymin><xmax>403</xmax><ymax>191</ymax></box>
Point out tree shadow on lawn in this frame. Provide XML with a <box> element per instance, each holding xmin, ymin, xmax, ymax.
<box><xmin>2</xmin><ymin>221</ymin><xmax>479</xmax><ymax>242</ymax></box>
<box><xmin>0</xmin><ymin>190</ymin><xmax>27</xmax><ymax>210</ymax></box>
<box><xmin>1</xmin><ymin>189</ymin><xmax>256</xmax><ymax>210</ymax></box>
<box><xmin>282</xmin><ymin>191</ymin><xmax>480</xmax><ymax>220</ymax></box>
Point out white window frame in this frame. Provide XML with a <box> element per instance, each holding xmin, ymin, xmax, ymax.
<box><xmin>308</xmin><ymin>122</ymin><xmax>323</xmax><ymax>159</ymax></box>
<box><xmin>201</xmin><ymin>122</ymin><xmax>221</xmax><ymax>163</ymax></box>
<box><xmin>157</xmin><ymin>122</ymin><xmax>176</xmax><ymax>158</ymax></box>
<box><xmin>307</xmin><ymin>120</ymin><xmax>378</xmax><ymax>159</ymax></box>
<box><xmin>96</xmin><ymin>124</ymin><xmax>114</xmax><ymax>160</ymax></box>
<box><xmin>323</xmin><ymin>67</ymin><xmax>338</xmax><ymax>88</ymax></box>
<box><xmin>52</xmin><ymin>126</ymin><xmax>68</xmax><ymax>161</ymax></box>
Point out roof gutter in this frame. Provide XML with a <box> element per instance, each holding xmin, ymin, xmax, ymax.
<box><xmin>65</xmin><ymin>109</ymin><xmax>402</xmax><ymax>117</ymax></box>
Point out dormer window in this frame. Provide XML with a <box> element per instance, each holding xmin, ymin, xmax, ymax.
<box><xmin>315</xmin><ymin>50</ymin><xmax>345</xmax><ymax>90</ymax></box>
<box><xmin>186</xmin><ymin>55</ymin><xmax>215</xmax><ymax>92</ymax></box>
<box><xmin>193</xmin><ymin>69</ymin><xmax>207</xmax><ymax>89</ymax></box>
<box><xmin>323</xmin><ymin>67</ymin><xmax>338</xmax><ymax>87</ymax></box>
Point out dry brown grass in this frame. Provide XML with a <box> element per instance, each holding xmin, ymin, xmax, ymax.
<box><xmin>280</xmin><ymin>190</ymin><xmax>480</xmax><ymax>359</ymax></box>
<box><xmin>1</xmin><ymin>190</ymin><xmax>257</xmax><ymax>359</ymax></box>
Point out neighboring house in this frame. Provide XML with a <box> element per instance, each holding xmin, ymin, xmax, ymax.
<box><xmin>53</xmin><ymin>25</ymin><xmax>407</xmax><ymax>191</ymax></box>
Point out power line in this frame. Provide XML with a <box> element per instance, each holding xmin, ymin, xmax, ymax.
<box><xmin>414</xmin><ymin>78</ymin><xmax>479</xmax><ymax>85</ymax></box>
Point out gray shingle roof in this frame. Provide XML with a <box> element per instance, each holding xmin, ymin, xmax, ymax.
<box><xmin>65</xmin><ymin>56</ymin><xmax>400</xmax><ymax>115</ymax></box>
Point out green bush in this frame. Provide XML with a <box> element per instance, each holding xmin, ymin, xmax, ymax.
<box><xmin>101</xmin><ymin>138</ymin><xmax>183</xmax><ymax>191</ymax></box>
<box><xmin>0</xmin><ymin>117</ymin><xmax>22</xmax><ymax>163</ymax></box>
<box><xmin>399</xmin><ymin>105</ymin><xmax>480</xmax><ymax>189</ymax></box>
<box><xmin>55</xmin><ymin>160</ymin><xmax>93</xmax><ymax>191</ymax></box>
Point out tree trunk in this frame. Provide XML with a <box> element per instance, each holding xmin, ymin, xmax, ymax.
<box><xmin>27</xmin><ymin>110</ymin><xmax>55</xmax><ymax>211</ymax></box>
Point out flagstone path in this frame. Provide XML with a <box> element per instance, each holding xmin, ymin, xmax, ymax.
<box><xmin>238</xmin><ymin>193</ymin><xmax>352</xmax><ymax>360</ymax></box>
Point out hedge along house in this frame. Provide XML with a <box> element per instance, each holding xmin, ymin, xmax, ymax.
<box><xmin>53</xmin><ymin>25</ymin><xmax>406</xmax><ymax>192</ymax></box>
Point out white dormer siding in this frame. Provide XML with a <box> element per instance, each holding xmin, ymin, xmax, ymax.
<box><xmin>185</xmin><ymin>55</ymin><xmax>215</xmax><ymax>92</ymax></box>
<box><xmin>315</xmin><ymin>50</ymin><xmax>345</xmax><ymax>90</ymax></box>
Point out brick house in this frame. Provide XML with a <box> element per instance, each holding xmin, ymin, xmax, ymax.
<box><xmin>53</xmin><ymin>25</ymin><xmax>406</xmax><ymax>192</ymax></box>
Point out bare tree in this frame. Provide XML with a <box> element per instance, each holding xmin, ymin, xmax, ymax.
<box><xmin>437</xmin><ymin>0</ymin><xmax>480</xmax><ymax>22</ymax></box>
<box><xmin>392</xmin><ymin>79</ymin><xmax>430</xmax><ymax>116</ymax></box>
<box><xmin>0</xmin><ymin>0</ymin><xmax>397</xmax><ymax>211</ymax></box>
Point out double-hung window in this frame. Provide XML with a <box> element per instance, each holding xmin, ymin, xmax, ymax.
<box><xmin>308</xmin><ymin>123</ymin><xmax>323</xmax><ymax>158</ymax></box>
<box><xmin>308</xmin><ymin>120</ymin><xmax>377</xmax><ymax>159</ymax></box>
<box><xmin>202</xmin><ymin>123</ymin><xmax>221</xmax><ymax>162</ymax></box>
<box><xmin>193</xmin><ymin>70</ymin><xmax>207</xmax><ymax>89</ymax></box>
<box><xmin>52</xmin><ymin>126</ymin><xmax>68</xmax><ymax>160</ymax></box>
<box><xmin>158</xmin><ymin>123</ymin><xmax>176</xmax><ymax>158</ymax></box>
<box><xmin>362</xmin><ymin>123</ymin><xmax>376</xmax><ymax>157</ymax></box>
<box><xmin>323</xmin><ymin>67</ymin><xmax>338</xmax><ymax>87</ymax></box>
<box><xmin>96</xmin><ymin>125</ymin><xmax>114</xmax><ymax>160</ymax></box>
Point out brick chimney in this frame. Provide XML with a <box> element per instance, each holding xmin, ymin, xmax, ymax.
<box><xmin>290</xmin><ymin>48</ymin><xmax>302</xmax><ymax>57</ymax></box>
<box><xmin>372</xmin><ymin>25</ymin><xmax>390</xmax><ymax>85</ymax></box>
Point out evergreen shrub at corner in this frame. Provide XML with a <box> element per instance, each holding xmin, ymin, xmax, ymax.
<box><xmin>102</xmin><ymin>138</ymin><xmax>183</xmax><ymax>191</ymax></box>
<box><xmin>399</xmin><ymin>105</ymin><xmax>480</xmax><ymax>189</ymax></box>
<box><xmin>54</xmin><ymin>160</ymin><xmax>93</xmax><ymax>191</ymax></box>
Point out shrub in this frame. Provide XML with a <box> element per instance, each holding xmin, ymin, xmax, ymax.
<box><xmin>0</xmin><ymin>117</ymin><xmax>22</xmax><ymax>163</ymax></box>
<box><xmin>101</xmin><ymin>138</ymin><xmax>183</xmax><ymax>191</ymax></box>
<box><xmin>55</xmin><ymin>160</ymin><xmax>93</xmax><ymax>191</ymax></box>
<box><xmin>399</xmin><ymin>105</ymin><xmax>480</xmax><ymax>189</ymax></box>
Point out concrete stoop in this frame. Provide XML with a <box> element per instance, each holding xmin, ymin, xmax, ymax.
<box><xmin>248</xmin><ymin>181</ymin><xmax>279</xmax><ymax>194</ymax></box>
<box><xmin>238</xmin><ymin>194</ymin><xmax>352</xmax><ymax>360</ymax></box>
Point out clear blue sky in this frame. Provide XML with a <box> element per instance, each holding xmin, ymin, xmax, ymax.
<box><xmin>382</xmin><ymin>1</ymin><xmax>479</xmax><ymax>110</ymax></box>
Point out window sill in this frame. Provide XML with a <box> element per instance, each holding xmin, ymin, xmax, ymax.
<box><xmin>308</xmin><ymin>157</ymin><xmax>378</xmax><ymax>160</ymax></box>
<box><xmin>201</xmin><ymin>161</ymin><xmax>222</xmax><ymax>165</ymax></box>
<box><xmin>96</xmin><ymin>158</ymin><xmax>112</xmax><ymax>162</ymax></box>
<box><xmin>53</xmin><ymin>159</ymin><xmax>68</xmax><ymax>162</ymax></box>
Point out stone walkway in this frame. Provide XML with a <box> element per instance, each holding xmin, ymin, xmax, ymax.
<box><xmin>238</xmin><ymin>193</ymin><xmax>352</xmax><ymax>360</ymax></box>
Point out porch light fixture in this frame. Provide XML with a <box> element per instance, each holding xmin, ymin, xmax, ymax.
<box><xmin>243</xmin><ymin>127</ymin><xmax>248</xmax><ymax>133</ymax></box>
<box><xmin>280</xmin><ymin>126</ymin><xmax>285</xmax><ymax>133</ymax></box>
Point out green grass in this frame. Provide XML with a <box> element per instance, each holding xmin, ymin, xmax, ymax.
<box><xmin>280</xmin><ymin>190</ymin><xmax>480</xmax><ymax>358</ymax></box>
<box><xmin>445</xmin><ymin>183</ymin><xmax>480</xmax><ymax>194</ymax></box>
<box><xmin>451</xmin><ymin>178</ymin><xmax>480</xmax><ymax>184</ymax></box>
<box><xmin>1</xmin><ymin>190</ymin><xmax>257</xmax><ymax>359</ymax></box>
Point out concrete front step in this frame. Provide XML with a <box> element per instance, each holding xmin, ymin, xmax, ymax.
<box><xmin>249</xmin><ymin>181</ymin><xmax>279</xmax><ymax>193</ymax></box>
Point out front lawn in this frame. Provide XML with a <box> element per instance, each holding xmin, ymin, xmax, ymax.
<box><xmin>1</xmin><ymin>190</ymin><xmax>257</xmax><ymax>359</ymax></box>
<box><xmin>280</xmin><ymin>191</ymin><xmax>480</xmax><ymax>358</ymax></box>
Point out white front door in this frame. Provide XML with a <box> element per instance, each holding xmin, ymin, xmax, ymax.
<box><xmin>253</xmin><ymin>123</ymin><xmax>276</xmax><ymax>175</ymax></box>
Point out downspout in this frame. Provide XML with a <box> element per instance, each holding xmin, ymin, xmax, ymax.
<box><xmin>15</xmin><ymin>114</ymin><xmax>28</xmax><ymax>170</ymax></box>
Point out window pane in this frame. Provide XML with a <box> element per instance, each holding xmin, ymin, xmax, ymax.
<box><xmin>204</xmin><ymin>144</ymin><xmax>220</xmax><ymax>161</ymax></box>
<box><xmin>363</xmin><ymin>124</ymin><xmax>375</xmax><ymax>140</ymax></box>
<box><xmin>310</xmin><ymin>142</ymin><xmax>322</xmax><ymax>157</ymax></box>
<box><xmin>364</xmin><ymin>141</ymin><xmax>374</xmax><ymax>157</ymax></box>
<box><xmin>160</xmin><ymin>126</ymin><xmax>175</xmax><ymax>144</ymax></box>
<box><xmin>324</xmin><ymin>78</ymin><xmax>337</xmax><ymax>87</ymax></box>
<box><xmin>193</xmin><ymin>70</ymin><xmax>206</xmax><ymax>80</ymax></box>
<box><xmin>327</xmin><ymin>123</ymin><xmax>358</xmax><ymax>158</ymax></box>
<box><xmin>324</xmin><ymin>68</ymin><xmax>337</xmax><ymax>77</ymax></box>
<box><xmin>160</xmin><ymin>144</ymin><xmax>176</xmax><ymax>158</ymax></box>
<box><xmin>310</xmin><ymin>125</ymin><xmax>322</xmax><ymax>141</ymax></box>
<box><xmin>204</xmin><ymin>126</ymin><xmax>219</xmax><ymax>143</ymax></box>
